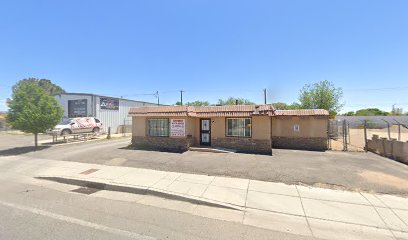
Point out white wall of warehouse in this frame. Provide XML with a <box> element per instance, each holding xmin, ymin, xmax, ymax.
<box><xmin>95</xmin><ymin>96</ymin><xmax>155</xmax><ymax>133</ymax></box>
<box><xmin>55</xmin><ymin>94</ymin><xmax>157</xmax><ymax>133</ymax></box>
<box><xmin>55</xmin><ymin>94</ymin><xmax>94</xmax><ymax>118</ymax></box>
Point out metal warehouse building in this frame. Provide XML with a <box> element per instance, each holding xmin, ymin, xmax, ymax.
<box><xmin>55</xmin><ymin>93</ymin><xmax>157</xmax><ymax>133</ymax></box>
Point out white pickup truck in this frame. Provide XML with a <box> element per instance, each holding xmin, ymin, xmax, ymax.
<box><xmin>47</xmin><ymin>117</ymin><xmax>103</xmax><ymax>136</ymax></box>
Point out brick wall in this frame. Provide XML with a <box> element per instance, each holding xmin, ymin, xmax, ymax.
<box><xmin>212</xmin><ymin>138</ymin><xmax>272</xmax><ymax>155</ymax></box>
<box><xmin>132</xmin><ymin>136</ymin><xmax>195</xmax><ymax>153</ymax></box>
<box><xmin>272</xmin><ymin>137</ymin><xmax>327</xmax><ymax>151</ymax></box>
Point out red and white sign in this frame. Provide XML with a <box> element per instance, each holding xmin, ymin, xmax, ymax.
<box><xmin>170</xmin><ymin>119</ymin><xmax>185</xmax><ymax>137</ymax></box>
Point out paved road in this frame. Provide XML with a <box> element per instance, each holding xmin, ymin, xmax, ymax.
<box><xmin>0</xmin><ymin>176</ymin><xmax>315</xmax><ymax>240</ymax></box>
<box><xmin>1</xmin><ymin>133</ymin><xmax>408</xmax><ymax>195</ymax></box>
<box><xmin>0</xmin><ymin>132</ymin><xmax>50</xmax><ymax>151</ymax></box>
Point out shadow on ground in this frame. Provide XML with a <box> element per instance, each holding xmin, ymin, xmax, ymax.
<box><xmin>118</xmin><ymin>144</ymin><xmax>184</xmax><ymax>154</ymax></box>
<box><xmin>0</xmin><ymin>146</ymin><xmax>51</xmax><ymax>156</ymax></box>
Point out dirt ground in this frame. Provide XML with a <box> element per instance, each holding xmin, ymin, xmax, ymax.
<box><xmin>1</xmin><ymin>132</ymin><xmax>407</xmax><ymax>196</ymax></box>
<box><xmin>331</xmin><ymin>125</ymin><xmax>408</xmax><ymax>151</ymax></box>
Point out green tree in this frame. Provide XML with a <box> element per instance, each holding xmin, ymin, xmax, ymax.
<box><xmin>186</xmin><ymin>101</ymin><xmax>210</xmax><ymax>106</ymax></box>
<box><xmin>299</xmin><ymin>80</ymin><xmax>343</xmax><ymax>116</ymax></box>
<box><xmin>175</xmin><ymin>100</ymin><xmax>210</xmax><ymax>106</ymax></box>
<box><xmin>217</xmin><ymin>97</ymin><xmax>255</xmax><ymax>105</ymax></box>
<box><xmin>13</xmin><ymin>78</ymin><xmax>65</xmax><ymax>96</ymax></box>
<box><xmin>355</xmin><ymin>108</ymin><xmax>389</xmax><ymax>116</ymax></box>
<box><xmin>7</xmin><ymin>81</ymin><xmax>64</xmax><ymax>147</ymax></box>
<box><xmin>272</xmin><ymin>102</ymin><xmax>301</xmax><ymax>110</ymax></box>
<box><xmin>342</xmin><ymin>111</ymin><xmax>355</xmax><ymax>116</ymax></box>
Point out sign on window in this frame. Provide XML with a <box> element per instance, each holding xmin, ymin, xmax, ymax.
<box><xmin>170</xmin><ymin>119</ymin><xmax>185</xmax><ymax>137</ymax></box>
<box><xmin>68</xmin><ymin>99</ymin><xmax>87</xmax><ymax>118</ymax></box>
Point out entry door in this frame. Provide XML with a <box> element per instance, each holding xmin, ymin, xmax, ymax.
<box><xmin>200</xmin><ymin>119</ymin><xmax>211</xmax><ymax>146</ymax></box>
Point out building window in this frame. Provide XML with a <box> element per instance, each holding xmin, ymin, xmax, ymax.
<box><xmin>226</xmin><ymin>118</ymin><xmax>251</xmax><ymax>137</ymax></box>
<box><xmin>148</xmin><ymin>119</ymin><xmax>169</xmax><ymax>137</ymax></box>
<box><xmin>68</xmin><ymin>99</ymin><xmax>87</xmax><ymax>118</ymax></box>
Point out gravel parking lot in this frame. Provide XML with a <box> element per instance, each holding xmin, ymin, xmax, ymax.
<box><xmin>1</xmin><ymin>132</ymin><xmax>407</xmax><ymax>196</ymax></box>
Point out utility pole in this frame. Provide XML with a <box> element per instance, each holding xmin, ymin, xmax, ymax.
<box><xmin>180</xmin><ymin>90</ymin><xmax>184</xmax><ymax>106</ymax></box>
<box><xmin>263</xmin><ymin>88</ymin><xmax>267</xmax><ymax>104</ymax></box>
<box><xmin>155</xmin><ymin>91</ymin><xmax>159</xmax><ymax>106</ymax></box>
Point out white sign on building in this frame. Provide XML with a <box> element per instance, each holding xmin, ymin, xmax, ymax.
<box><xmin>170</xmin><ymin>119</ymin><xmax>185</xmax><ymax>136</ymax></box>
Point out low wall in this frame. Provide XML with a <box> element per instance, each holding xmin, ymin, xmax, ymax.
<box><xmin>272</xmin><ymin>137</ymin><xmax>328</xmax><ymax>151</ymax></box>
<box><xmin>212</xmin><ymin>138</ymin><xmax>272</xmax><ymax>155</ymax></box>
<box><xmin>132</xmin><ymin>136</ymin><xmax>195</xmax><ymax>153</ymax></box>
<box><xmin>367</xmin><ymin>135</ymin><xmax>408</xmax><ymax>164</ymax></box>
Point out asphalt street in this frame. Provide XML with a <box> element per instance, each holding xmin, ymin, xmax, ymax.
<box><xmin>1</xmin><ymin>132</ymin><xmax>407</xmax><ymax>239</ymax></box>
<box><xmin>1</xmin><ymin>132</ymin><xmax>406</xmax><ymax>195</ymax></box>
<box><xmin>0</xmin><ymin>135</ymin><xmax>408</xmax><ymax>196</ymax></box>
<box><xmin>0</xmin><ymin>177</ymin><xmax>316</xmax><ymax>240</ymax></box>
<box><xmin>0</xmin><ymin>132</ymin><xmax>49</xmax><ymax>151</ymax></box>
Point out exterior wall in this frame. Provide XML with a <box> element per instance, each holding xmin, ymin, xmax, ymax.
<box><xmin>56</xmin><ymin>94</ymin><xmax>156</xmax><ymax>133</ymax></box>
<box><xmin>132</xmin><ymin>116</ymin><xmax>196</xmax><ymax>152</ymax></box>
<box><xmin>272</xmin><ymin>116</ymin><xmax>328</xmax><ymax>151</ymax></box>
<box><xmin>210</xmin><ymin>116</ymin><xmax>272</xmax><ymax>154</ymax></box>
<box><xmin>131</xmin><ymin>115</ymin><xmax>328</xmax><ymax>153</ymax></box>
<box><xmin>95</xmin><ymin>97</ymin><xmax>156</xmax><ymax>133</ymax></box>
<box><xmin>55</xmin><ymin>94</ymin><xmax>94</xmax><ymax>118</ymax></box>
<box><xmin>132</xmin><ymin>116</ymin><xmax>147</xmax><ymax>137</ymax></box>
<box><xmin>132</xmin><ymin>116</ymin><xmax>271</xmax><ymax>154</ymax></box>
<box><xmin>367</xmin><ymin>135</ymin><xmax>408</xmax><ymax>164</ymax></box>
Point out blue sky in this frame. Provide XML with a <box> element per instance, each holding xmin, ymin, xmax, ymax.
<box><xmin>0</xmin><ymin>0</ymin><xmax>407</xmax><ymax>113</ymax></box>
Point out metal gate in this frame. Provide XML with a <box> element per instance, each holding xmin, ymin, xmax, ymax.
<box><xmin>329</xmin><ymin>117</ymin><xmax>408</xmax><ymax>152</ymax></box>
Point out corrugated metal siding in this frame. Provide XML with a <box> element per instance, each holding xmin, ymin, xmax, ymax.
<box><xmin>96</xmin><ymin>97</ymin><xmax>157</xmax><ymax>133</ymax></box>
<box><xmin>56</xmin><ymin>94</ymin><xmax>157</xmax><ymax>133</ymax></box>
<box><xmin>55</xmin><ymin>94</ymin><xmax>94</xmax><ymax>118</ymax></box>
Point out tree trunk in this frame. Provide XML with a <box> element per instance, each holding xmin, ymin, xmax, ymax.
<box><xmin>34</xmin><ymin>133</ymin><xmax>38</xmax><ymax>148</ymax></box>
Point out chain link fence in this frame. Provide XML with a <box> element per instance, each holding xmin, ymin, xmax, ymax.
<box><xmin>117</xmin><ymin>119</ymin><xmax>132</xmax><ymax>136</ymax></box>
<box><xmin>329</xmin><ymin>116</ymin><xmax>408</xmax><ymax>152</ymax></box>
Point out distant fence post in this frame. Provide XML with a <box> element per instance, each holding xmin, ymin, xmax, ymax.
<box><xmin>398</xmin><ymin>124</ymin><xmax>401</xmax><ymax>141</ymax></box>
<box><xmin>342</xmin><ymin>120</ymin><xmax>348</xmax><ymax>151</ymax></box>
<box><xmin>327</xmin><ymin>120</ymin><xmax>331</xmax><ymax>150</ymax></box>
<box><xmin>364</xmin><ymin>120</ymin><xmax>368</xmax><ymax>152</ymax></box>
<box><xmin>122</xmin><ymin>119</ymin><xmax>126</xmax><ymax>137</ymax></box>
<box><xmin>107</xmin><ymin>127</ymin><xmax>111</xmax><ymax>139</ymax></box>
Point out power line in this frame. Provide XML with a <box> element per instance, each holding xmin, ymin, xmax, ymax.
<box><xmin>344</xmin><ymin>86</ymin><xmax>408</xmax><ymax>92</ymax></box>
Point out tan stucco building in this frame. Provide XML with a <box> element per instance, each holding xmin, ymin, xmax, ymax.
<box><xmin>129</xmin><ymin>105</ymin><xmax>329</xmax><ymax>155</ymax></box>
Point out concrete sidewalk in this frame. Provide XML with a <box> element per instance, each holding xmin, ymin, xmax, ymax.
<box><xmin>1</xmin><ymin>155</ymin><xmax>407</xmax><ymax>240</ymax></box>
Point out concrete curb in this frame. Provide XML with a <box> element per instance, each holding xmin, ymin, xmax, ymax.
<box><xmin>36</xmin><ymin>176</ymin><xmax>242</xmax><ymax>211</ymax></box>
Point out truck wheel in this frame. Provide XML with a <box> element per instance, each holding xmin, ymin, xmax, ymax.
<box><xmin>61</xmin><ymin>129</ymin><xmax>71</xmax><ymax>136</ymax></box>
<box><xmin>93</xmin><ymin>127</ymin><xmax>100</xmax><ymax>133</ymax></box>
